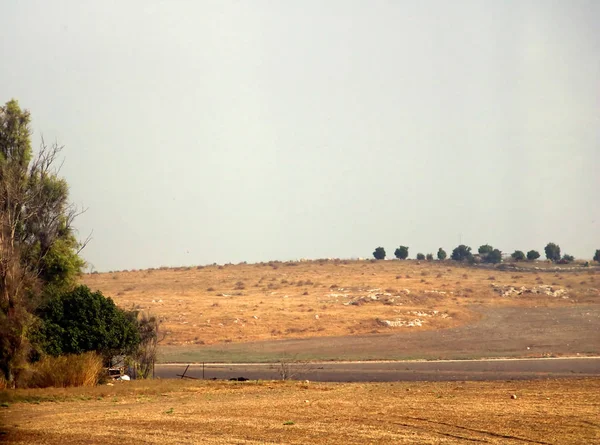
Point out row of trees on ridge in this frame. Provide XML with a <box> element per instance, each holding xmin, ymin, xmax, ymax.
<box><xmin>373</xmin><ymin>243</ymin><xmax>600</xmax><ymax>264</ymax></box>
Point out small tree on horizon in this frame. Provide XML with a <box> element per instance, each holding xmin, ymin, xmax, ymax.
<box><xmin>544</xmin><ymin>243</ymin><xmax>561</xmax><ymax>262</ymax></box>
<box><xmin>478</xmin><ymin>244</ymin><xmax>494</xmax><ymax>255</ymax></box>
<box><xmin>394</xmin><ymin>246</ymin><xmax>409</xmax><ymax>260</ymax></box>
<box><xmin>451</xmin><ymin>245</ymin><xmax>472</xmax><ymax>262</ymax></box>
<box><xmin>593</xmin><ymin>250</ymin><xmax>600</xmax><ymax>263</ymax></box>
<box><xmin>486</xmin><ymin>249</ymin><xmax>503</xmax><ymax>264</ymax></box>
<box><xmin>416</xmin><ymin>253</ymin><xmax>425</xmax><ymax>260</ymax></box>
<box><xmin>426</xmin><ymin>253</ymin><xmax>434</xmax><ymax>261</ymax></box>
<box><xmin>527</xmin><ymin>250</ymin><xmax>540</xmax><ymax>261</ymax></box>
<box><xmin>560</xmin><ymin>254</ymin><xmax>574</xmax><ymax>264</ymax></box>
<box><xmin>437</xmin><ymin>248</ymin><xmax>447</xmax><ymax>261</ymax></box>
<box><xmin>511</xmin><ymin>250</ymin><xmax>526</xmax><ymax>262</ymax></box>
<box><xmin>373</xmin><ymin>247</ymin><xmax>386</xmax><ymax>260</ymax></box>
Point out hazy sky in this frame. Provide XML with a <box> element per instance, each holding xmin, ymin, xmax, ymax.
<box><xmin>1</xmin><ymin>1</ymin><xmax>598</xmax><ymax>271</ymax></box>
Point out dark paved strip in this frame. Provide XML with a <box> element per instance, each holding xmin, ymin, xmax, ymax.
<box><xmin>155</xmin><ymin>357</ymin><xmax>600</xmax><ymax>382</ymax></box>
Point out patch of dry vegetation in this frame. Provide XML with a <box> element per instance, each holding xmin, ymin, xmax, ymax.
<box><xmin>81</xmin><ymin>260</ymin><xmax>600</xmax><ymax>347</ymax></box>
<box><xmin>1</xmin><ymin>378</ymin><xmax>599</xmax><ymax>444</ymax></box>
<box><xmin>17</xmin><ymin>353</ymin><xmax>104</xmax><ymax>389</ymax></box>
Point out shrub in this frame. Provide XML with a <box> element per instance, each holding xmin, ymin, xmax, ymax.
<box><xmin>560</xmin><ymin>254</ymin><xmax>575</xmax><ymax>264</ymax></box>
<box><xmin>544</xmin><ymin>243</ymin><xmax>561</xmax><ymax>262</ymax></box>
<box><xmin>527</xmin><ymin>250</ymin><xmax>540</xmax><ymax>261</ymax></box>
<box><xmin>593</xmin><ymin>249</ymin><xmax>600</xmax><ymax>263</ymax></box>
<box><xmin>373</xmin><ymin>247</ymin><xmax>386</xmax><ymax>260</ymax></box>
<box><xmin>478</xmin><ymin>244</ymin><xmax>494</xmax><ymax>255</ymax></box>
<box><xmin>511</xmin><ymin>250</ymin><xmax>526</xmax><ymax>261</ymax></box>
<box><xmin>451</xmin><ymin>245</ymin><xmax>472</xmax><ymax>262</ymax></box>
<box><xmin>486</xmin><ymin>249</ymin><xmax>502</xmax><ymax>264</ymax></box>
<box><xmin>36</xmin><ymin>286</ymin><xmax>140</xmax><ymax>361</ymax></box>
<box><xmin>394</xmin><ymin>246</ymin><xmax>409</xmax><ymax>260</ymax></box>
<box><xmin>426</xmin><ymin>253</ymin><xmax>434</xmax><ymax>261</ymax></box>
<box><xmin>416</xmin><ymin>253</ymin><xmax>425</xmax><ymax>260</ymax></box>
<box><xmin>20</xmin><ymin>352</ymin><xmax>103</xmax><ymax>388</ymax></box>
<box><xmin>437</xmin><ymin>248</ymin><xmax>447</xmax><ymax>261</ymax></box>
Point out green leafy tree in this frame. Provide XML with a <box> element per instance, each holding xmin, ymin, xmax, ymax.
<box><xmin>486</xmin><ymin>249</ymin><xmax>502</xmax><ymax>264</ymax></box>
<box><xmin>527</xmin><ymin>250</ymin><xmax>540</xmax><ymax>261</ymax></box>
<box><xmin>560</xmin><ymin>254</ymin><xmax>574</xmax><ymax>264</ymax></box>
<box><xmin>478</xmin><ymin>244</ymin><xmax>494</xmax><ymax>255</ymax></box>
<box><xmin>437</xmin><ymin>248</ymin><xmax>447</xmax><ymax>260</ymax></box>
<box><xmin>593</xmin><ymin>250</ymin><xmax>600</xmax><ymax>263</ymax></box>
<box><xmin>426</xmin><ymin>253</ymin><xmax>433</xmax><ymax>261</ymax></box>
<box><xmin>451</xmin><ymin>245</ymin><xmax>472</xmax><ymax>262</ymax></box>
<box><xmin>544</xmin><ymin>243</ymin><xmax>561</xmax><ymax>262</ymax></box>
<box><xmin>36</xmin><ymin>286</ymin><xmax>139</xmax><ymax>360</ymax></box>
<box><xmin>511</xmin><ymin>250</ymin><xmax>526</xmax><ymax>262</ymax></box>
<box><xmin>394</xmin><ymin>246</ymin><xmax>409</xmax><ymax>260</ymax></box>
<box><xmin>373</xmin><ymin>247</ymin><xmax>386</xmax><ymax>260</ymax></box>
<box><xmin>0</xmin><ymin>99</ymin><xmax>86</xmax><ymax>385</ymax></box>
<box><xmin>416</xmin><ymin>253</ymin><xmax>425</xmax><ymax>260</ymax></box>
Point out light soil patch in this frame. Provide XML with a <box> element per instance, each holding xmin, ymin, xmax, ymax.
<box><xmin>81</xmin><ymin>260</ymin><xmax>600</xmax><ymax>348</ymax></box>
<box><xmin>1</xmin><ymin>378</ymin><xmax>599</xmax><ymax>444</ymax></box>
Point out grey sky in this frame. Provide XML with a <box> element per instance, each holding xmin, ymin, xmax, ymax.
<box><xmin>1</xmin><ymin>1</ymin><xmax>598</xmax><ymax>271</ymax></box>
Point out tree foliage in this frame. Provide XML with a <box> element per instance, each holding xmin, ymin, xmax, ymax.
<box><xmin>36</xmin><ymin>286</ymin><xmax>139</xmax><ymax>360</ymax></box>
<box><xmin>373</xmin><ymin>247</ymin><xmax>386</xmax><ymax>260</ymax></box>
<box><xmin>593</xmin><ymin>250</ymin><xmax>600</xmax><ymax>263</ymax></box>
<box><xmin>485</xmin><ymin>249</ymin><xmax>502</xmax><ymax>264</ymax></box>
<box><xmin>559</xmin><ymin>254</ymin><xmax>574</xmax><ymax>264</ymax></box>
<box><xmin>451</xmin><ymin>245</ymin><xmax>472</xmax><ymax>262</ymax></box>
<box><xmin>544</xmin><ymin>243</ymin><xmax>561</xmax><ymax>262</ymax></box>
<box><xmin>394</xmin><ymin>246</ymin><xmax>409</xmax><ymax>260</ymax></box>
<box><xmin>437</xmin><ymin>248</ymin><xmax>447</xmax><ymax>261</ymax></box>
<box><xmin>527</xmin><ymin>250</ymin><xmax>540</xmax><ymax>261</ymax></box>
<box><xmin>426</xmin><ymin>253</ymin><xmax>433</xmax><ymax>261</ymax></box>
<box><xmin>416</xmin><ymin>253</ymin><xmax>425</xmax><ymax>260</ymax></box>
<box><xmin>478</xmin><ymin>244</ymin><xmax>494</xmax><ymax>255</ymax></box>
<box><xmin>0</xmin><ymin>99</ymin><xmax>85</xmax><ymax>385</ymax></box>
<box><xmin>511</xmin><ymin>250</ymin><xmax>526</xmax><ymax>261</ymax></box>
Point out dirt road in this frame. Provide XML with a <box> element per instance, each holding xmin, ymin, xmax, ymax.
<box><xmin>155</xmin><ymin>357</ymin><xmax>600</xmax><ymax>382</ymax></box>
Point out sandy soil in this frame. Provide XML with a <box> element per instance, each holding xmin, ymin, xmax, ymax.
<box><xmin>2</xmin><ymin>378</ymin><xmax>599</xmax><ymax>444</ymax></box>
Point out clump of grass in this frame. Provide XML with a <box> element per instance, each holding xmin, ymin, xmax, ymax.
<box><xmin>21</xmin><ymin>352</ymin><xmax>103</xmax><ymax>388</ymax></box>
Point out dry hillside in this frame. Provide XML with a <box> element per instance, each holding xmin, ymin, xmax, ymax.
<box><xmin>81</xmin><ymin>259</ymin><xmax>600</xmax><ymax>347</ymax></box>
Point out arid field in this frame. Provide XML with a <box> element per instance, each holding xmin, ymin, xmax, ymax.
<box><xmin>2</xmin><ymin>378</ymin><xmax>599</xmax><ymax>444</ymax></box>
<box><xmin>81</xmin><ymin>259</ymin><xmax>600</xmax><ymax>362</ymax></box>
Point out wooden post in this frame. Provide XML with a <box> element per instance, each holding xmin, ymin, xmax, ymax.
<box><xmin>181</xmin><ymin>364</ymin><xmax>190</xmax><ymax>379</ymax></box>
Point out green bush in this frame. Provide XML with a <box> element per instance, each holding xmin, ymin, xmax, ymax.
<box><xmin>560</xmin><ymin>254</ymin><xmax>574</xmax><ymax>264</ymax></box>
<box><xmin>416</xmin><ymin>253</ymin><xmax>425</xmax><ymax>261</ymax></box>
<box><xmin>437</xmin><ymin>248</ymin><xmax>447</xmax><ymax>260</ymax></box>
<box><xmin>486</xmin><ymin>249</ymin><xmax>502</xmax><ymax>264</ymax></box>
<box><xmin>373</xmin><ymin>247</ymin><xmax>386</xmax><ymax>260</ymax></box>
<box><xmin>394</xmin><ymin>246</ymin><xmax>409</xmax><ymax>260</ymax></box>
<box><xmin>593</xmin><ymin>250</ymin><xmax>600</xmax><ymax>263</ymax></box>
<box><xmin>36</xmin><ymin>286</ymin><xmax>140</xmax><ymax>360</ymax></box>
<box><xmin>527</xmin><ymin>250</ymin><xmax>540</xmax><ymax>261</ymax></box>
<box><xmin>451</xmin><ymin>245</ymin><xmax>473</xmax><ymax>262</ymax></box>
<box><xmin>478</xmin><ymin>244</ymin><xmax>494</xmax><ymax>255</ymax></box>
<box><xmin>544</xmin><ymin>243</ymin><xmax>561</xmax><ymax>262</ymax></box>
<box><xmin>511</xmin><ymin>250</ymin><xmax>526</xmax><ymax>261</ymax></box>
<box><xmin>426</xmin><ymin>253</ymin><xmax>434</xmax><ymax>261</ymax></box>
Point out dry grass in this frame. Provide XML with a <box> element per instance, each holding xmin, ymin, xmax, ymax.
<box><xmin>81</xmin><ymin>260</ymin><xmax>599</xmax><ymax>346</ymax></box>
<box><xmin>1</xmin><ymin>378</ymin><xmax>599</xmax><ymax>444</ymax></box>
<box><xmin>17</xmin><ymin>353</ymin><xmax>104</xmax><ymax>389</ymax></box>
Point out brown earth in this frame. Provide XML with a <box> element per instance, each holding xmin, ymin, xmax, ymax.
<box><xmin>81</xmin><ymin>260</ymin><xmax>600</xmax><ymax>362</ymax></box>
<box><xmin>2</xmin><ymin>378</ymin><xmax>599</xmax><ymax>444</ymax></box>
